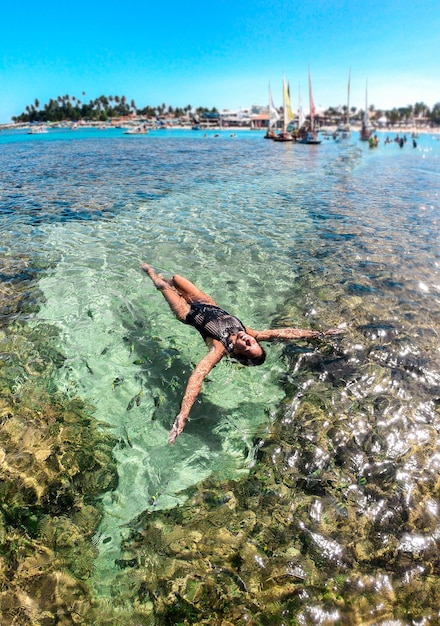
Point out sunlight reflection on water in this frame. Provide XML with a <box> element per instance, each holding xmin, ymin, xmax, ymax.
<box><xmin>1</xmin><ymin>129</ymin><xmax>440</xmax><ymax>619</ymax></box>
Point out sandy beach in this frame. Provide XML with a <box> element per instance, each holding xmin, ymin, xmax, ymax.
<box><xmin>1</xmin><ymin>118</ymin><xmax>439</xmax><ymax>134</ymax></box>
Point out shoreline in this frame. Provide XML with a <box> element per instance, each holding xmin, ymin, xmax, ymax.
<box><xmin>1</xmin><ymin>120</ymin><xmax>439</xmax><ymax>135</ymax></box>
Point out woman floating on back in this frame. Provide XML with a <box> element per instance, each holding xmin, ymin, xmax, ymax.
<box><xmin>141</xmin><ymin>264</ymin><xmax>341</xmax><ymax>443</ymax></box>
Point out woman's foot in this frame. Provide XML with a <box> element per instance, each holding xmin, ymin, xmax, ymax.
<box><xmin>141</xmin><ymin>264</ymin><xmax>170</xmax><ymax>290</ymax></box>
<box><xmin>140</xmin><ymin>263</ymin><xmax>154</xmax><ymax>276</ymax></box>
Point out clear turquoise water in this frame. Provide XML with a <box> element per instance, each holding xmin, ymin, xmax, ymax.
<box><xmin>1</xmin><ymin>127</ymin><xmax>440</xmax><ymax>604</ymax></box>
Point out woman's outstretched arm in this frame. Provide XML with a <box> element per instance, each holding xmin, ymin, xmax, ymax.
<box><xmin>168</xmin><ymin>343</ymin><xmax>225</xmax><ymax>444</ymax></box>
<box><xmin>246</xmin><ymin>327</ymin><xmax>343</xmax><ymax>342</ymax></box>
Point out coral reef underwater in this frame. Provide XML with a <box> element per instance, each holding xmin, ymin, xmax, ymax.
<box><xmin>1</xmin><ymin>257</ymin><xmax>440</xmax><ymax>625</ymax></box>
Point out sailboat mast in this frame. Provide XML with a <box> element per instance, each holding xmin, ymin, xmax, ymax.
<box><xmin>283</xmin><ymin>77</ymin><xmax>288</xmax><ymax>132</ymax></box>
<box><xmin>364</xmin><ymin>79</ymin><xmax>368</xmax><ymax>125</ymax></box>
<box><xmin>298</xmin><ymin>84</ymin><xmax>304</xmax><ymax>128</ymax></box>
<box><xmin>268</xmin><ymin>83</ymin><xmax>273</xmax><ymax>131</ymax></box>
<box><xmin>308</xmin><ymin>69</ymin><xmax>315</xmax><ymax>131</ymax></box>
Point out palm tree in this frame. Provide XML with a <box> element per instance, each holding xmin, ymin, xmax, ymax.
<box><xmin>414</xmin><ymin>101</ymin><xmax>429</xmax><ymax>117</ymax></box>
<box><xmin>388</xmin><ymin>108</ymin><xmax>399</xmax><ymax>124</ymax></box>
<box><xmin>431</xmin><ymin>102</ymin><xmax>440</xmax><ymax>123</ymax></box>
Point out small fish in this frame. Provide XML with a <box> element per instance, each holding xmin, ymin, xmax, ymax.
<box><xmin>122</xmin><ymin>337</ymin><xmax>135</xmax><ymax>354</ymax></box>
<box><xmin>127</xmin><ymin>390</ymin><xmax>143</xmax><ymax>411</ymax></box>
<box><xmin>203</xmin><ymin>492</ymin><xmax>232</xmax><ymax>507</ymax></box>
<box><xmin>153</xmin><ymin>392</ymin><xmax>165</xmax><ymax>407</ymax></box>
<box><xmin>115</xmin><ymin>557</ymin><xmax>138</xmax><ymax>569</ymax></box>
<box><xmin>112</xmin><ymin>377</ymin><xmax>124</xmax><ymax>390</ymax></box>
<box><xmin>214</xmin><ymin>568</ymin><xmax>248</xmax><ymax>592</ymax></box>
<box><xmin>329</xmin><ymin>496</ymin><xmax>348</xmax><ymax>518</ymax></box>
<box><xmin>148</xmin><ymin>490</ymin><xmax>162</xmax><ymax>506</ymax></box>
<box><xmin>122</xmin><ymin>426</ymin><xmax>133</xmax><ymax>448</ymax></box>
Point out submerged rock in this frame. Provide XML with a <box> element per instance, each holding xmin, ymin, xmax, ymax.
<box><xmin>0</xmin><ymin>307</ymin><xmax>118</xmax><ymax>624</ymax></box>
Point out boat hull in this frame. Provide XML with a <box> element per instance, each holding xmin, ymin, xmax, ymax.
<box><xmin>273</xmin><ymin>132</ymin><xmax>294</xmax><ymax>142</ymax></box>
<box><xmin>298</xmin><ymin>131</ymin><xmax>321</xmax><ymax>144</ymax></box>
<box><xmin>360</xmin><ymin>129</ymin><xmax>373</xmax><ymax>141</ymax></box>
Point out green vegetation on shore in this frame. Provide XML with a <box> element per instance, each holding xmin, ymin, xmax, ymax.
<box><xmin>11</xmin><ymin>93</ymin><xmax>440</xmax><ymax>126</ymax></box>
<box><xmin>12</xmin><ymin>94</ymin><xmax>218</xmax><ymax>124</ymax></box>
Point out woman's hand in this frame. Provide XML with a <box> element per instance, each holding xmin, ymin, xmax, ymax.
<box><xmin>168</xmin><ymin>413</ymin><xmax>186</xmax><ymax>444</ymax></box>
<box><xmin>322</xmin><ymin>328</ymin><xmax>345</xmax><ymax>336</ymax></box>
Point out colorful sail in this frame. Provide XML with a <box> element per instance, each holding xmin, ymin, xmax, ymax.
<box><xmin>298</xmin><ymin>69</ymin><xmax>321</xmax><ymax>144</ymax></box>
<box><xmin>298</xmin><ymin>85</ymin><xmax>305</xmax><ymax>128</ymax></box>
<box><xmin>360</xmin><ymin>79</ymin><xmax>373</xmax><ymax>141</ymax></box>
<box><xmin>283</xmin><ymin>77</ymin><xmax>294</xmax><ymax>130</ymax></box>
<box><xmin>268</xmin><ymin>83</ymin><xmax>279</xmax><ymax>129</ymax></box>
<box><xmin>308</xmin><ymin>69</ymin><xmax>316</xmax><ymax>129</ymax></box>
<box><xmin>336</xmin><ymin>69</ymin><xmax>351</xmax><ymax>138</ymax></box>
<box><xmin>363</xmin><ymin>79</ymin><xmax>369</xmax><ymax>126</ymax></box>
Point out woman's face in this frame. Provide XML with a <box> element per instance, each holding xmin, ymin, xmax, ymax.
<box><xmin>233</xmin><ymin>331</ymin><xmax>263</xmax><ymax>359</ymax></box>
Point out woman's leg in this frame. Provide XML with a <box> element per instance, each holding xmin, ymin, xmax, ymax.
<box><xmin>141</xmin><ymin>264</ymin><xmax>190</xmax><ymax>321</ymax></box>
<box><xmin>171</xmin><ymin>274</ymin><xmax>217</xmax><ymax>306</ymax></box>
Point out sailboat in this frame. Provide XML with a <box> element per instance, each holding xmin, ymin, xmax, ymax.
<box><xmin>297</xmin><ymin>85</ymin><xmax>305</xmax><ymax>135</ymax></box>
<box><xmin>360</xmin><ymin>80</ymin><xmax>374</xmax><ymax>141</ymax></box>
<box><xmin>273</xmin><ymin>77</ymin><xmax>294</xmax><ymax>141</ymax></box>
<box><xmin>290</xmin><ymin>84</ymin><xmax>305</xmax><ymax>140</ymax></box>
<box><xmin>264</xmin><ymin>83</ymin><xmax>279</xmax><ymax>139</ymax></box>
<box><xmin>336</xmin><ymin>69</ymin><xmax>351</xmax><ymax>139</ymax></box>
<box><xmin>298</xmin><ymin>69</ymin><xmax>321</xmax><ymax>144</ymax></box>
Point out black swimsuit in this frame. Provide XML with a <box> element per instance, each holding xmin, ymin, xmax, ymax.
<box><xmin>185</xmin><ymin>303</ymin><xmax>246</xmax><ymax>353</ymax></box>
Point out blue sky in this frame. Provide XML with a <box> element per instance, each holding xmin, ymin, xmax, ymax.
<box><xmin>1</xmin><ymin>0</ymin><xmax>438</xmax><ymax>122</ymax></box>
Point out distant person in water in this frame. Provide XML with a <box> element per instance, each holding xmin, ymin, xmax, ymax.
<box><xmin>141</xmin><ymin>264</ymin><xmax>340</xmax><ymax>443</ymax></box>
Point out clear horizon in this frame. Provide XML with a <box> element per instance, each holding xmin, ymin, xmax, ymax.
<box><xmin>1</xmin><ymin>0</ymin><xmax>438</xmax><ymax>124</ymax></box>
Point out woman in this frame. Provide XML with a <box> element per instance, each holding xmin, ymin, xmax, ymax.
<box><xmin>141</xmin><ymin>264</ymin><xmax>339</xmax><ymax>443</ymax></box>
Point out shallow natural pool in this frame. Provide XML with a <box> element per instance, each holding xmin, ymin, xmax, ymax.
<box><xmin>0</xmin><ymin>127</ymin><xmax>439</xmax><ymax>623</ymax></box>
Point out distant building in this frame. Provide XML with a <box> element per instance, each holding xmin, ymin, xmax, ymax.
<box><xmin>218</xmin><ymin>108</ymin><xmax>254</xmax><ymax>127</ymax></box>
<box><xmin>250</xmin><ymin>113</ymin><xmax>270</xmax><ymax>129</ymax></box>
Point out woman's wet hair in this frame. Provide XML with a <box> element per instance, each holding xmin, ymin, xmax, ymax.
<box><xmin>232</xmin><ymin>347</ymin><xmax>267</xmax><ymax>367</ymax></box>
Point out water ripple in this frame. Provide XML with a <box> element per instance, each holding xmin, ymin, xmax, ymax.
<box><xmin>1</xmin><ymin>129</ymin><xmax>440</xmax><ymax>621</ymax></box>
